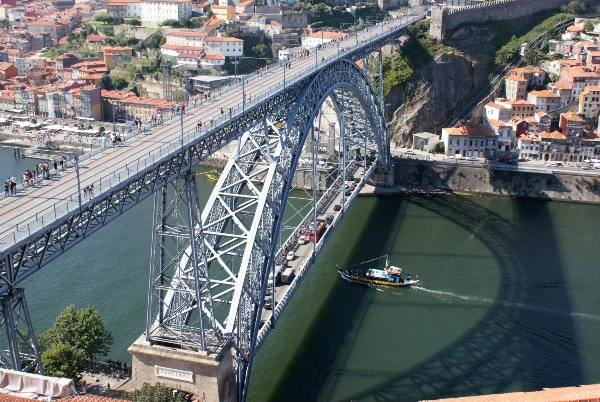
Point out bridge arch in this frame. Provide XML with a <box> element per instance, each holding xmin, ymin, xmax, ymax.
<box><xmin>146</xmin><ymin>58</ymin><xmax>389</xmax><ymax>401</ymax></box>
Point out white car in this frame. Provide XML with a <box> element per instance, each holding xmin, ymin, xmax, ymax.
<box><xmin>298</xmin><ymin>235</ymin><xmax>307</xmax><ymax>245</ymax></box>
<box><xmin>286</xmin><ymin>251</ymin><xmax>295</xmax><ymax>261</ymax></box>
<box><xmin>546</xmin><ymin>162</ymin><xmax>557</xmax><ymax>167</ymax></box>
<box><xmin>452</xmin><ymin>155</ymin><xmax>464</xmax><ymax>160</ymax></box>
<box><xmin>466</xmin><ymin>157</ymin><xmax>477</xmax><ymax>161</ymax></box>
<box><xmin>405</xmin><ymin>149</ymin><xmax>416</xmax><ymax>155</ymax></box>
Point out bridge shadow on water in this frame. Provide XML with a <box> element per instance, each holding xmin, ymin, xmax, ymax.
<box><xmin>263</xmin><ymin>195</ymin><xmax>584</xmax><ymax>402</ymax></box>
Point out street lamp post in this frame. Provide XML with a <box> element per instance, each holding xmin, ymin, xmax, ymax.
<box><xmin>112</xmin><ymin>102</ymin><xmax>116</xmax><ymax>136</ymax></box>
<box><xmin>74</xmin><ymin>154</ymin><xmax>82</xmax><ymax>212</ymax></box>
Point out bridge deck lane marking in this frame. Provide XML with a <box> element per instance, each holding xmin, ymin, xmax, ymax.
<box><xmin>0</xmin><ymin>18</ymin><xmax>412</xmax><ymax>245</ymax></box>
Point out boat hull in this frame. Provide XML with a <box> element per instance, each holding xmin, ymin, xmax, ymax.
<box><xmin>338</xmin><ymin>271</ymin><xmax>420</xmax><ymax>287</ymax></box>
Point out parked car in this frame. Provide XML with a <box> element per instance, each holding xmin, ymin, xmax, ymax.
<box><xmin>506</xmin><ymin>160</ymin><xmax>516</xmax><ymax>165</ymax></box>
<box><xmin>466</xmin><ymin>157</ymin><xmax>477</xmax><ymax>161</ymax></box>
<box><xmin>546</xmin><ymin>162</ymin><xmax>558</xmax><ymax>167</ymax></box>
<box><xmin>452</xmin><ymin>154</ymin><xmax>464</xmax><ymax>160</ymax></box>
<box><xmin>556</xmin><ymin>162</ymin><xmax>564</xmax><ymax>166</ymax></box>
<box><xmin>406</xmin><ymin>149</ymin><xmax>416</xmax><ymax>155</ymax></box>
<box><xmin>581</xmin><ymin>165</ymin><xmax>594</xmax><ymax>170</ymax></box>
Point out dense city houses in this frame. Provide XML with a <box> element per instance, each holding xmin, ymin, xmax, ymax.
<box><xmin>426</xmin><ymin>20</ymin><xmax>600</xmax><ymax>163</ymax></box>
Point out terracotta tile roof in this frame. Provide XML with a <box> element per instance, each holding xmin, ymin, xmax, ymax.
<box><xmin>205</xmin><ymin>36</ymin><xmax>243</xmax><ymax>42</ymax></box>
<box><xmin>528</xmin><ymin>90</ymin><xmax>559</xmax><ymax>98</ymax></box>
<box><xmin>485</xmin><ymin>102</ymin><xmax>509</xmax><ymax>110</ymax></box>
<box><xmin>308</xmin><ymin>31</ymin><xmax>345</xmax><ymax>40</ymax></box>
<box><xmin>177</xmin><ymin>53</ymin><xmax>198</xmax><ymax>58</ymax></box>
<box><xmin>444</xmin><ymin>125</ymin><xmax>495</xmax><ymax>137</ymax></box>
<box><xmin>87</xmin><ymin>34</ymin><xmax>108</xmax><ymax>42</ymax></box>
<box><xmin>562</xmin><ymin>112</ymin><xmax>584</xmax><ymax>121</ymax></box>
<box><xmin>538</xmin><ymin>130</ymin><xmax>567</xmax><ymax>140</ymax></box>
<box><xmin>201</xmin><ymin>54</ymin><xmax>225</xmax><ymax>60</ymax></box>
<box><xmin>421</xmin><ymin>383</ymin><xmax>600</xmax><ymax>402</ymax></box>
<box><xmin>486</xmin><ymin>119</ymin><xmax>509</xmax><ymax>128</ymax></box>
<box><xmin>161</xmin><ymin>44</ymin><xmax>203</xmax><ymax>51</ymax></box>
<box><xmin>166</xmin><ymin>30</ymin><xmax>207</xmax><ymax>38</ymax></box>
<box><xmin>0</xmin><ymin>62</ymin><xmax>14</xmax><ymax>71</ymax></box>
<box><xmin>518</xmin><ymin>134</ymin><xmax>540</xmax><ymax>142</ymax></box>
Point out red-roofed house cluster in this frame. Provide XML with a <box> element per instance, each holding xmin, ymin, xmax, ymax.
<box><xmin>436</xmin><ymin>20</ymin><xmax>600</xmax><ymax>163</ymax></box>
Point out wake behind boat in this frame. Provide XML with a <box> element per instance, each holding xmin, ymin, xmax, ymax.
<box><xmin>337</xmin><ymin>255</ymin><xmax>421</xmax><ymax>287</ymax></box>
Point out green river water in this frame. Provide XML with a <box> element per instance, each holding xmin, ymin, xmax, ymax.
<box><xmin>6</xmin><ymin>157</ymin><xmax>600</xmax><ymax>401</ymax></box>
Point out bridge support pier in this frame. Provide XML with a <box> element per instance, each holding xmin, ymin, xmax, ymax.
<box><xmin>0</xmin><ymin>288</ymin><xmax>43</xmax><ymax>374</ymax></box>
<box><xmin>128</xmin><ymin>335</ymin><xmax>236</xmax><ymax>402</ymax></box>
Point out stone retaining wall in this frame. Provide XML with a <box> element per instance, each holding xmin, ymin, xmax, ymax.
<box><xmin>430</xmin><ymin>0</ymin><xmax>571</xmax><ymax>40</ymax></box>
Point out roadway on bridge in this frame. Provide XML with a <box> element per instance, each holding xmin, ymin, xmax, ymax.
<box><xmin>0</xmin><ymin>15</ymin><xmax>418</xmax><ymax>250</ymax></box>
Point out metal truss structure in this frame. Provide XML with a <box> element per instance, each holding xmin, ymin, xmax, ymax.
<box><xmin>162</xmin><ymin>59</ymin><xmax>172</xmax><ymax>101</ymax></box>
<box><xmin>0</xmin><ymin>16</ymin><xmax>417</xmax><ymax>394</ymax></box>
<box><xmin>145</xmin><ymin>59</ymin><xmax>387</xmax><ymax>401</ymax></box>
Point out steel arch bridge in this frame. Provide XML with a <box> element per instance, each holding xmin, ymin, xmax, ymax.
<box><xmin>146</xmin><ymin>58</ymin><xmax>388</xmax><ymax>400</ymax></box>
<box><xmin>0</xmin><ymin>13</ymin><xmax>422</xmax><ymax>401</ymax></box>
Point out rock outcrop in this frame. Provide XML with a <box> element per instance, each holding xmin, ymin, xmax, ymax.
<box><xmin>387</xmin><ymin>26</ymin><xmax>498</xmax><ymax>146</ymax></box>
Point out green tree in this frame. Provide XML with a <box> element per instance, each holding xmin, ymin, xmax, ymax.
<box><xmin>159</xmin><ymin>19</ymin><xmax>180</xmax><ymax>27</ymax></box>
<box><xmin>251</xmin><ymin>43</ymin><xmax>269</xmax><ymax>59</ymax></box>
<box><xmin>41</xmin><ymin>343</ymin><xmax>87</xmax><ymax>382</ymax></box>
<box><xmin>94</xmin><ymin>13</ymin><xmax>114</xmax><ymax>24</ymax></box>
<box><xmin>111</xmin><ymin>76</ymin><xmax>129</xmax><ymax>90</ymax></box>
<box><xmin>523</xmin><ymin>49</ymin><xmax>545</xmax><ymax>66</ymax></box>
<box><xmin>123</xmin><ymin>383</ymin><xmax>186</xmax><ymax>402</ymax></box>
<box><xmin>435</xmin><ymin>142</ymin><xmax>445</xmax><ymax>154</ymax></box>
<box><xmin>127</xmin><ymin>18</ymin><xmax>142</xmax><ymax>26</ymax></box>
<box><xmin>561</xmin><ymin>0</ymin><xmax>587</xmax><ymax>15</ymax></box>
<box><xmin>39</xmin><ymin>305</ymin><xmax>114</xmax><ymax>362</ymax></box>
<box><xmin>584</xmin><ymin>21</ymin><xmax>595</xmax><ymax>32</ymax></box>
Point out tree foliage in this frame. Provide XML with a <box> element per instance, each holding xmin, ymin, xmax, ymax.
<box><xmin>560</xmin><ymin>0</ymin><xmax>588</xmax><ymax>15</ymax></box>
<box><xmin>123</xmin><ymin>383</ymin><xmax>186</xmax><ymax>402</ymax></box>
<box><xmin>41</xmin><ymin>343</ymin><xmax>87</xmax><ymax>382</ymax></box>
<box><xmin>435</xmin><ymin>142</ymin><xmax>445</xmax><ymax>153</ymax></box>
<box><xmin>523</xmin><ymin>49</ymin><xmax>545</xmax><ymax>66</ymax></box>
<box><xmin>39</xmin><ymin>305</ymin><xmax>113</xmax><ymax>361</ymax></box>
<box><xmin>127</xmin><ymin>18</ymin><xmax>142</xmax><ymax>26</ymax></box>
<box><xmin>159</xmin><ymin>19</ymin><xmax>180</xmax><ymax>27</ymax></box>
<box><xmin>94</xmin><ymin>13</ymin><xmax>114</xmax><ymax>24</ymax></box>
<box><xmin>584</xmin><ymin>21</ymin><xmax>595</xmax><ymax>32</ymax></box>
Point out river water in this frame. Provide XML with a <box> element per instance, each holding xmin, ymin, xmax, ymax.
<box><xmin>4</xmin><ymin>150</ymin><xmax>600</xmax><ymax>401</ymax></box>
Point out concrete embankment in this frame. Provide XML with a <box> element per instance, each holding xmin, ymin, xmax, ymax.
<box><xmin>389</xmin><ymin>158</ymin><xmax>600</xmax><ymax>204</ymax></box>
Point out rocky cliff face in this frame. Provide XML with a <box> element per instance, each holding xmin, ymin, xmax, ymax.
<box><xmin>387</xmin><ymin>27</ymin><xmax>497</xmax><ymax>146</ymax></box>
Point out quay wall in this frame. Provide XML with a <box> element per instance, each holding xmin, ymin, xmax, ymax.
<box><xmin>392</xmin><ymin>159</ymin><xmax>600</xmax><ymax>203</ymax></box>
<box><xmin>430</xmin><ymin>0</ymin><xmax>572</xmax><ymax>40</ymax></box>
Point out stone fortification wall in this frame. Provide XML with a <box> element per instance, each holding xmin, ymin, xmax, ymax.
<box><xmin>430</xmin><ymin>0</ymin><xmax>572</xmax><ymax>40</ymax></box>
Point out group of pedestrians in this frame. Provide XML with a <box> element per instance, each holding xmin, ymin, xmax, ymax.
<box><xmin>83</xmin><ymin>183</ymin><xmax>95</xmax><ymax>200</ymax></box>
<box><xmin>110</xmin><ymin>132</ymin><xmax>123</xmax><ymax>147</ymax></box>
<box><xmin>4</xmin><ymin>177</ymin><xmax>16</xmax><ymax>197</ymax></box>
<box><xmin>3</xmin><ymin>159</ymin><xmax>60</xmax><ymax>198</ymax></box>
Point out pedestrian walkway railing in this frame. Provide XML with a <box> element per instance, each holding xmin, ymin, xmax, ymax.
<box><xmin>0</xmin><ymin>15</ymin><xmax>422</xmax><ymax>251</ymax></box>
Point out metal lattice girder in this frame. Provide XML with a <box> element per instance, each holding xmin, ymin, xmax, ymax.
<box><xmin>152</xmin><ymin>58</ymin><xmax>386</xmax><ymax>401</ymax></box>
<box><xmin>146</xmin><ymin>172</ymin><xmax>221</xmax><ymax>352</ymax></box>
<box><xmin>0</xmin><ymin>288</ymin><xmax>43</xmax><ymax>374</ymax></box>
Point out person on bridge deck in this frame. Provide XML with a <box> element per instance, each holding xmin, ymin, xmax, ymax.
<box><xmin>197</xmin><ymin>120</ymin><xmax>202</xmax><ymax>131</ymax></box>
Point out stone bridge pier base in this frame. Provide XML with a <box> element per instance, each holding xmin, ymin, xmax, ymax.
<box><xmin>372</xmin><ymin>163</ymin><xmax>395</xmax><ymax>187</ymax></box>
<box><xmin>128</xmin><ymin>336</ymin><xmax>237</xmax><ymax>402</ymax></box>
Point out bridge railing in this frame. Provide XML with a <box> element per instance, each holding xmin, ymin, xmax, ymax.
<box><xmin>0</xmin><ymin>16</ymin><xmax>422</xmax><ymax>252</ymax></box>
